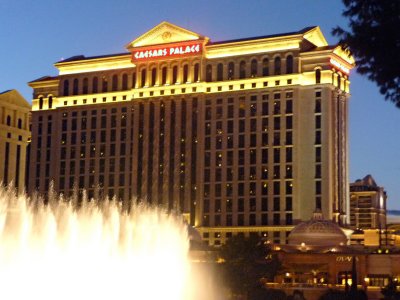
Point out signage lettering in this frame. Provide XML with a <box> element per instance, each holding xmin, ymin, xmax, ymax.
<box><xmin>336</xmin><ymin>256</ymin><xmax>352</xmax><ymax>262</ymax></box>
<box><xmin>133</xmin><ymin>42</ymin><xmax>202</xmax><ymax>61</ymax></box>
<box><xmin>330</xmin><ymin>58</ymin><xmax>350</xmax><ymax>74</ymax></box>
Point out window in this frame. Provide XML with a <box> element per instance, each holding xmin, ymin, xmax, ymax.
<box><xmin>286</xmin><ymin>181</ymin><xmax>293</xmax><ymax>194</ymax></box>
<box><xmin>161</xmin><ymin>67</ymin><xmax>167</xmax><ymax>85</ymax></box>
<box><xmin>193</xmin><ymin>63</ymin><xmax>199</xmax><ymax>82</ymax></box>
<box><xmin>315</xmin><ymin>69</ymin><xmax>321</xmax><ymax>84</ymax></box>
<box><xmin>228</xmin><ymin>62</ymin><xmax>234</xmax><ymax>79</ymax></box>
<box><xmin>262</xmin><ymin>58</ymin><xmax>269</xmax><ymax>76</ymax></box>
<box><xmin>151</xmin><ymin>68</ymin><xmax>157</xmax><ymax>86</ymax></box>
<box><xmin>102</xmin><ymin>76</ymin><xmax>108</xmax><ymax>92</ymax></box>
<box><xmin>216</xmin><ymin>63</ymin><xmax>223</xmax><ymax>81</ymax></box>
<box><xmin>315</xmin><ymin>131</ymin><xmax>321</xmax><ymax>144</ymax></box>
<box><xmin>183</xmin><ymin>64</ymin><xmax>189</xmax><ymax>83</ymax></box>
<box><xmin>6</xmin><ymin>115</ymin><xmax>11</xmax><ymax>126</ymax></box>
<box><xmin>39</xmin><ymin>97</ymin><xmax>43</xmax><ymax>110</ymax></box>
<box><xmin>273</xmin><ymin>214</ymin><xmax>280</xmax><ymax>225</ymax></box>
<box><xmin>141</xmin><ymin>69</ymin><xmax>147</xmax><ymax>87</ymax></box>
<box><xmin>312</xmin><ymin>147</ymin><xmax>321</xmax><ymax>164</ymax></box>
<box><xmin>315</xmin><ymin>98</ymin><xmax>321</xmax><ymax>113</ymax></box>
<box><xmin>112</xmin><ymin>74</ymin><xmax>118</xmax><ymax>91</ymax></box>
<box><xmin>239</xmin><ymin>61</ymin><xmax>246</xmax><ymax>79</ymax></box>
<box><xmin>92</xmin><ymin>77</ymin><xmax>98</xmax><ymax>93</ymax></box>
<box><xmin>316</xmin><ymin>115</ymin><xmax>321</xmax><ymax>129</ymax></box>
<box><xmin>82</xmin><ymin>78</ymin><xmax>89</xmax><ymax>94</ymax></box>
<box><xmin>63</xmin><ymin>79</ymin><xmax>69</xmax><ymax>96</ymax></box>
<box><xmin>274</xmin><ymin>57</ymin><xmax>281</xmax><ymax>75</ymax></box>
<box><xmin>251</xmin><ymin>59</ymin><xmax>257</xmax><ymax>77</ymax></box>
<box><xmin>315</xmin><ymin>164</ymin><xmax>321</xmax><ymax>178</ymax></box>
<box><xmin>286</xmin><ymin>55</ymin><xmax>293</xmax><ymax>74</ymax></box>
<box><xmin>286</xmin><ymin>197</ymin><xmax>292</xmax><ymax>211</ymax></box>
<box><xmin>206</xmin><ymin>64</ymin><xmax>212</xmax><ymax>82</ymax></box>
<box><xmin>172</xmin><ymin>66</ymin><xmax>178</xmax><ymax>83</ymax></box>
<box><xmin>316</xmin><ymin>181</ymin><xmax>322</xmax><ymax>194</ymax></box>
<box><xmin>122</xmin><ymin>74</ymin><xmax>128</xmax><ymax>90</ymax></box>
<box><xmin>17</xmin><ymin>118</ymin><xmax>22</xmax><ymax>129</ymax></box>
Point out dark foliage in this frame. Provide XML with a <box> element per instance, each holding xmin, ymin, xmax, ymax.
<box><xmin>248</xmin><ymin>286</ymin><xmax>287</xmax><ymax>300</ymax></box>
<box><xmin>381</xmin><ymin>279</ymin><xmax>400</xmax><ymax>300</ymax></box>
<box><xmin>218</xmin><ymin>235</ymin><xmax>281</xmax><ymax>296</ymax></box>
<box><xmin>332</xmin><ymin>0</ymin><xmax>400</xmax><ymax>107</ymax></box>
<box><xmin>319</xmin><ymin>289</ymin><xmax>367</xmax><ymax>300</ymax></box>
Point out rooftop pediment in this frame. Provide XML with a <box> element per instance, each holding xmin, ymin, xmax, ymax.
<box><xmin>126</xmin><ymin>21</ymin><xmax>207</xmax><ymax>49</ymax></box>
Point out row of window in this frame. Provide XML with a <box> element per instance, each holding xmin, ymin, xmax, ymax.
<box><xmin>202</xmin><ymin>212</ymin><xmax>293</xmax><ymax>226</ymax></box>
<box><xmin>59</xmin><ymin>55</ymin><xmax>295</xmax><ymax>97</ymax></box>
<box><xmin>3</xmin><ymin>115</ymin><xmax>24</xmax><ymax>129</ymax></box>
<box><xmin>203</xmin><ymin>196</ymin><xmax>293</xmax><ymax>213</ymax></box>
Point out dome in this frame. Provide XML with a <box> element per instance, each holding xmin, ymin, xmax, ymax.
<box><xmin>288</xmin><ymin>212</ymin><xmax>347</xmax><ymax>247</ymax></box>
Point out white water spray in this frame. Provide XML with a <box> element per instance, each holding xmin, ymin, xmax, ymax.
<box><xmin>0</xmin><ymin>185</ymin><xmax>216</xmax><ymax>300</ymax></box>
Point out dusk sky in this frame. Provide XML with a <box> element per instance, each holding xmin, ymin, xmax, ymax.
<box><xmin>1</xmin><ymin>0</ymin><xmax>399</xmax><ymax>209</ymax></box>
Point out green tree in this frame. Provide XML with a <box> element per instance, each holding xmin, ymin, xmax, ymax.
<box><xmin>332</xmin><ymin>0</ymin><xmax>400</xmax><ymax>107</ymax></box>
<box><xmin>218</xmin><ymin>234</ymin><xmax>281</xmax><ymax>298</ymax></box>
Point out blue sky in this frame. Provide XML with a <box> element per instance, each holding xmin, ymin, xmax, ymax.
<box><xmin>1</xmin><ymin>0</ymin><xmax>399</xmax><ymax>209</ymax></box>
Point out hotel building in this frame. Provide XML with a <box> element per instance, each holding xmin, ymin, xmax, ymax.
<box><xmin>28</xmin><ymin>22</ymin><xmax>354</xmax><ymax>244</ymax></box>
<box><xmin>0</xmin><ymin>90</ymin><xmax>31</xmax><ymax>192</ymax></box>
<box><xmin>350</xmin><ymin>175</ymin><xmax>387</xmax><ymax>230</ymax></box>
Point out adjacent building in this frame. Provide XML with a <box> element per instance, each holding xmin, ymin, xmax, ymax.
<box><xmin>0</xmin><ymin>90</ymin><xmax>31</xmax><ymax>192</ymax></box>
<box><xmin>28</xmin><ymin>22</ymin><xmax>354</xmax><ymax>244</ymax></box>
<box><xmin>350</xmin><ymin>175</ymin><xmax>387</xmax><ymax>230</ymax></box>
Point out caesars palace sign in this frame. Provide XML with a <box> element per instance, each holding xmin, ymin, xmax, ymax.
<box><xmin>132</xmin><ymin>41</ymin><xmax>203</xmax><ymax>61</ymax></box>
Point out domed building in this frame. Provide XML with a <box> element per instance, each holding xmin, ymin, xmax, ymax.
<box><xmin>287</xmin><ymin>211</ymin><xmax>349</xmax><ymax>250</ymax></box>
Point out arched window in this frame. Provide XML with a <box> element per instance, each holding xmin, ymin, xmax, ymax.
<box><xmin>112</xmin><ymin>74</ymin><xmax>118</xmax><ymax>91</ymax></box>
<box><xmin>274</xmin><ymin>57</ymin><xmax>281</xmax><ymax>75</ymax></box>
<box><xmin>286</xmin><ymin>55</ymin><xmax>294</xmax><ymax>74</ymax></box>
<box><xmin>63</xmin><ymin>79</ymin><xmax>69</xmax><ymax>96</ymax></box>
<box><xmin>172</xmin><ymin>66</ymin><xmax>178</xmax><ymax>83</ymax></box>
<box><xmin>337</xmin><ymin>74</ymin><xmax>341</xmax><ymax>89</ymax></box>
<box><xmin>92</xmin><ymin>77</ymin><xmax>98</xmax><ymax>93</ymax></box>
<box><xmin>251</xmin><ymin>59</ymin><xmax>258</xmax><ymax>77</ymax></box>
<box><xmin>183</xmin><ymin>64</ymin><xmax>189</xmax><ymax>83</ymax></box>
<box><xmin>193</xmin><ymin>63</ymin><xmax>199</xmax><ymax>82</ymax></box>
<box><xmin>82</xmin><ymin>78</ymin><xmax>88</xmax><ymax>94</ymax></box>
<box><xmin>132</xmin><ymin>72</ymin><xmax>137</xmax><ymax>88</ymax></box>
<box><xmin>39</xmin><ymin>97</ymin><xmax>44</xmax><ymax>110</ymax></box>
<box><xmin>102</xmin><ymin>76</ymin><xmax>108</xmax><ymax>92</ymax></box>
<box><xmin>73</xmin><ymin>78</ymin><xmax>79</xmax><ymax>95</ymax></box>
<box><xmin>262</xmin><ymin>58</ymin><xmax>269</xmax><ymax>76</ymax></box>
<box><xmin>151</xmin><ymin>68</ymin><xmax>157</xmax><ymax>86</ymax></box>
<box><xmin>217</xmin><ymin>63</ymin><xmax>223</xmax><ymax>81</ymax></box>
<box><xmin>17</xmin><ymin>118</ymin><xmax>22</xmax><ymax>129</ymax></box>
<box><xmin>161</xmin><ymin>67</ymin><xmax>167</xmax><ymax>85</ymax></box>
<box><xmin>48</xmin><ymin>96</ymin><xmax>53</xmax><ymax>109</ymax></box>
<box><xmin>6</xmin><ymin>115</ymin><xmax>11</xmax><ymax>126</ymax></box>
<box><xmin>141</xmin><ymin>69</ymin><xmax>147</xmax><ymax>87</ymax></box>
<box><xmin>315</xmin><ymin>69</ymin><xmax>321</xmax><ymax>84</ymax></box>
<box><xmin>228</xmin><ymin>62</ymin><xmax>234</xmax><ymax>80</ymax></box>
<box><xmin>206</xmin><ymin>64</ymin><xmax>212</xmax><ymax>82</ymax></box>
<box><xmin>239</xmin><ymin>61</ymin><xmax>246</xmax><ymax>79</ymax></box>
<box><xmin>122</xmin><ymin>74</ymin><xmax>128</xmax><ymax>90</ymax></box>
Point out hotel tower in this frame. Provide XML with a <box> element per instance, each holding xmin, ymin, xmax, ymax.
<box><xmin>28</xmin><ymin>22</ymin><xmax>354</xmax><ymax>245</ymax></box>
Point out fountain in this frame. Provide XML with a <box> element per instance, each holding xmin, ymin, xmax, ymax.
<box><xmin>0</xmin><ymin>185</ymin><xmax>217</xmax><ymax>300</ymax></box>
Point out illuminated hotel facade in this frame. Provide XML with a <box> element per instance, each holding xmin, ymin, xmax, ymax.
<box><xmin>0</xmin><ymin>90</ymin><xmax>31</xmax><ymax>192</ymax></box>
<box><xmin>28</xmin><ymin>22</ymin><xmax>354</xmax><ymax>245</ymax></box>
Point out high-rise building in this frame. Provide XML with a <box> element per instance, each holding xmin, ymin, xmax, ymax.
<box><xmin>350</xmin><ymin>175</ymin><xmax>387</xmax><ymax>230</ymax></box>
<box><xmin>28</xmin><ymin>22</ymin><xmax>354</xmax><ymax>244</ymax></box>
<box><xmin>0</xmin><ymin>90</ymin><xmax>31</xmax><ymax>192</ymax></box>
